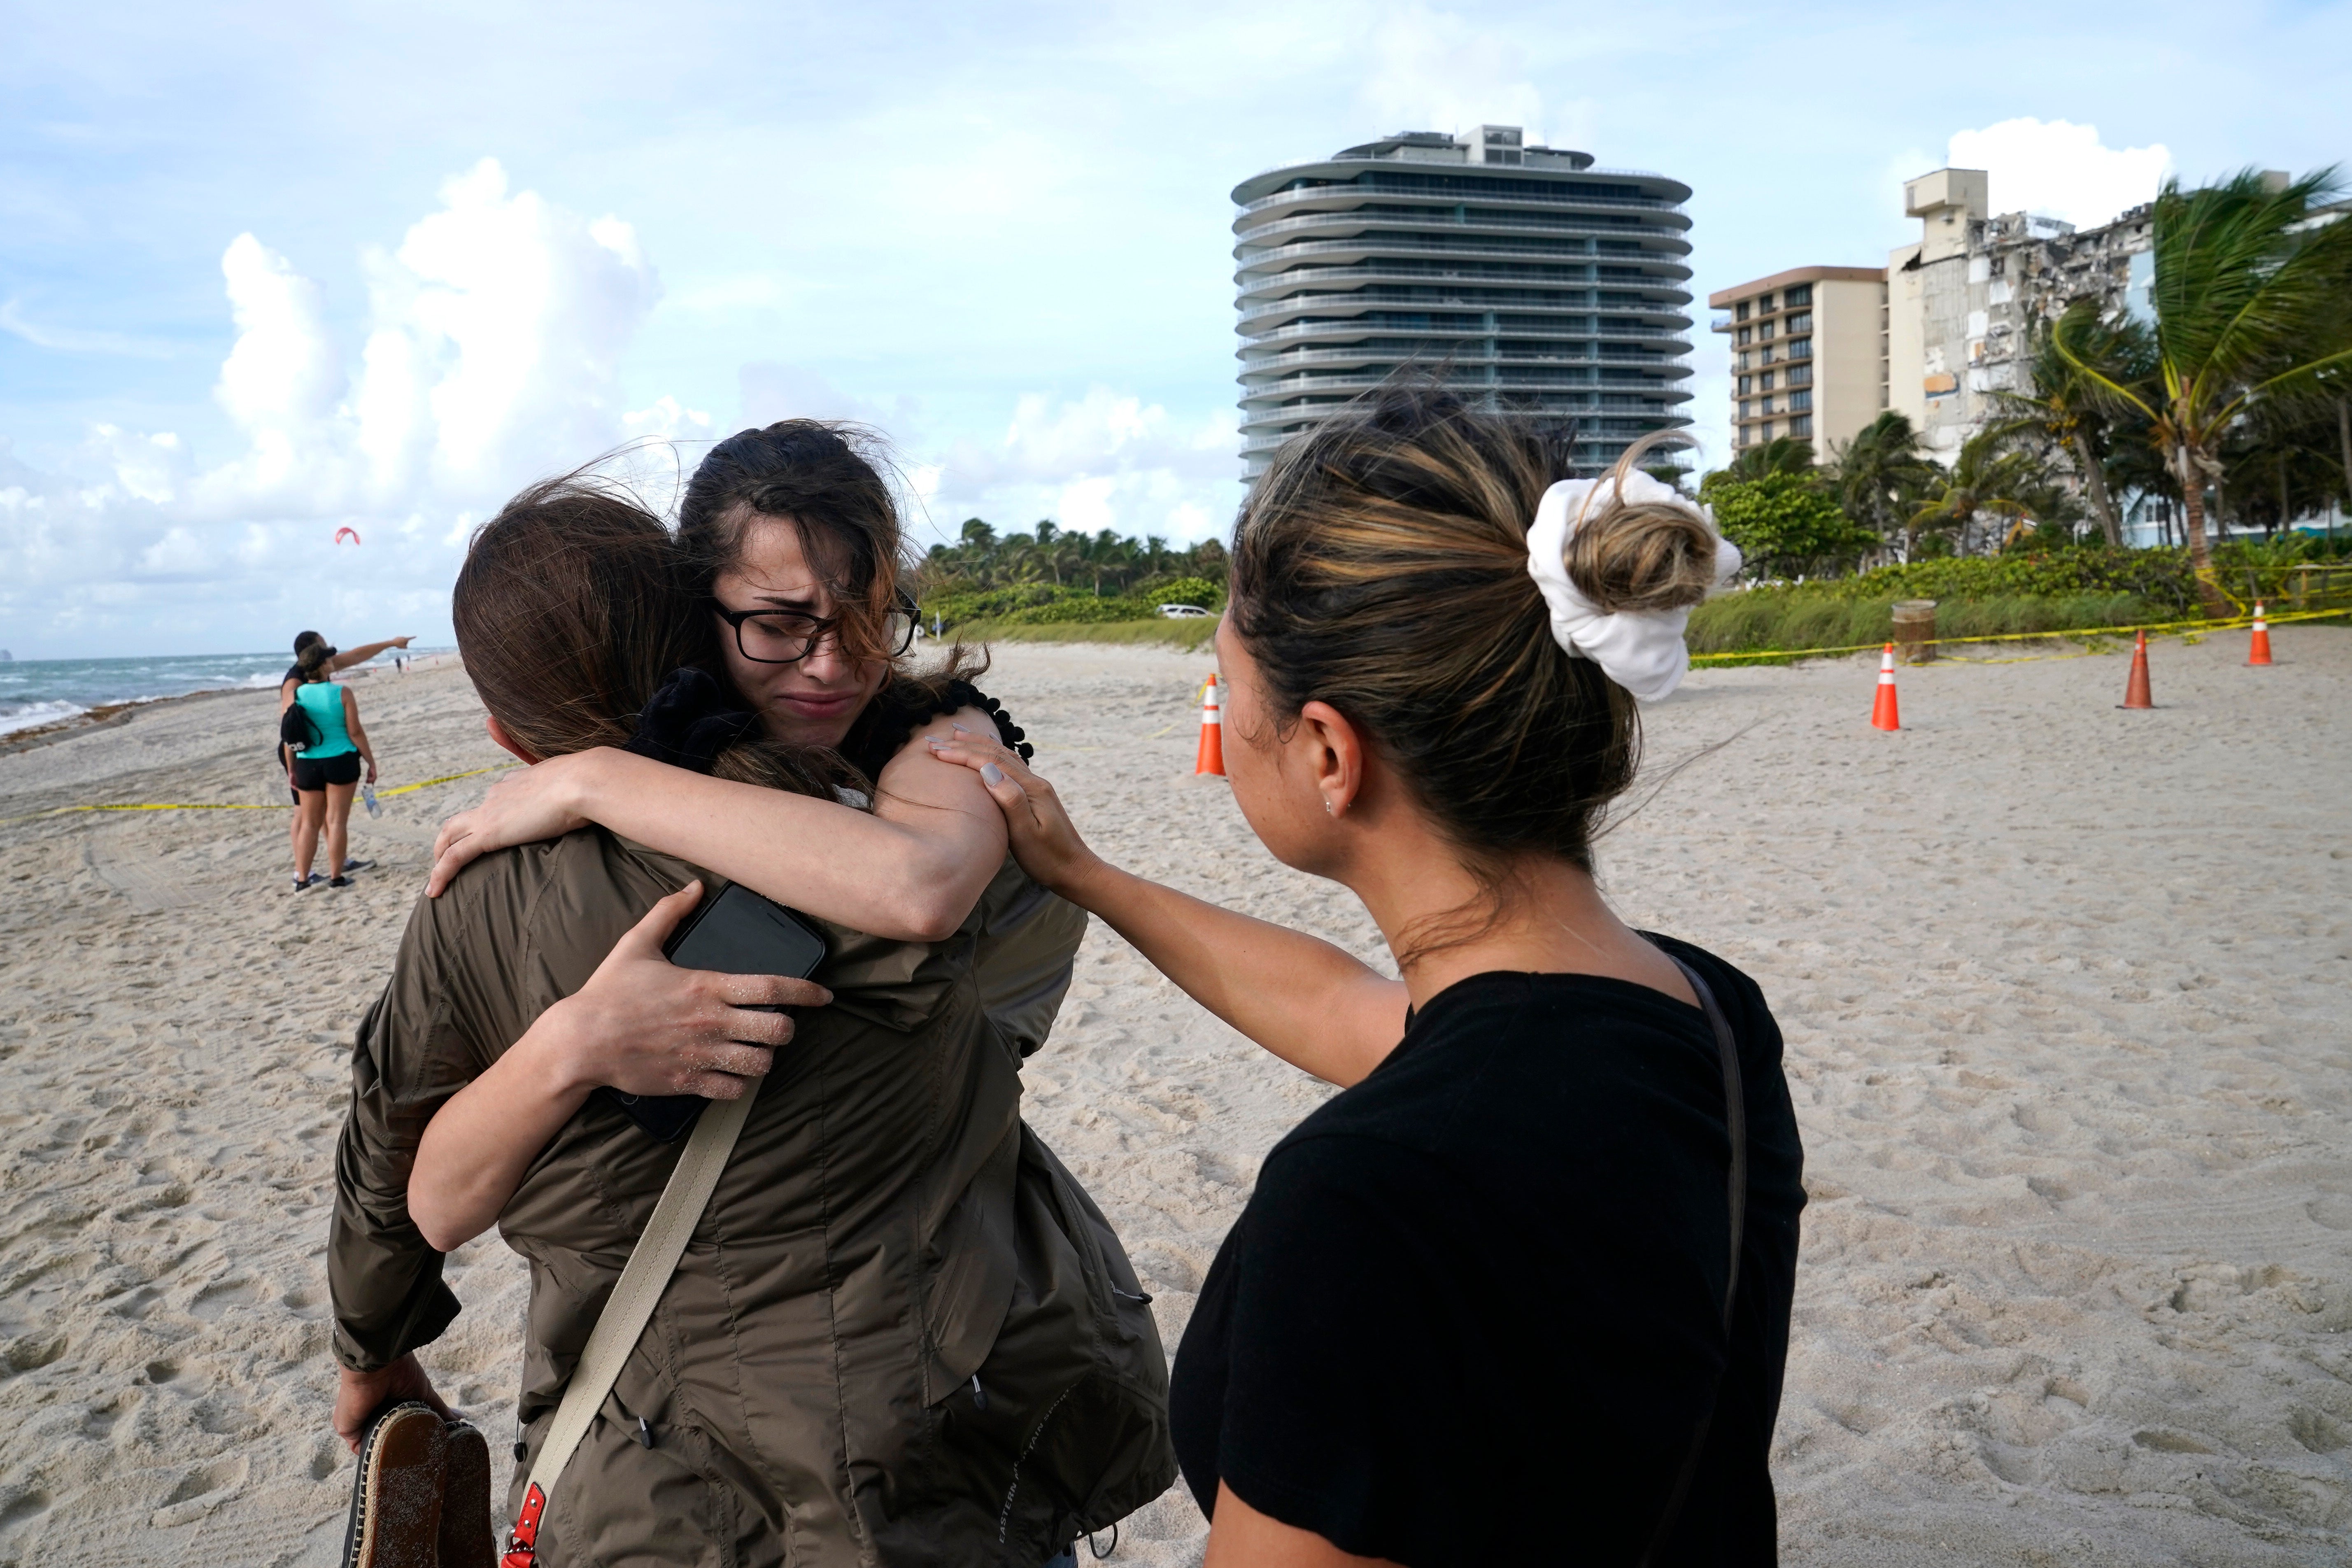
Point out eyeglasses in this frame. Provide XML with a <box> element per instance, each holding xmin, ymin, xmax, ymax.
<box><xmin>713</xmin><ymin>592</ymin><xmax>920</xmax><ymax>665</ymax></box>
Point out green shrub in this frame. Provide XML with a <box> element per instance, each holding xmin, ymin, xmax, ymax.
<box><xmin>1707</xmin><ymin>475</ymin><xmax>1874</xmax><ymax>572</ymax></box>
<box><xmin>1143</xmin><ymin>575</ymin><xmax>1224</xmax><ymax>610</ymax></box>
<box><xmin>1686</xmin><ymin>587</ymin><xmax>2166</xmax><ymax>658</ymax></box>
<box><xmin>1808</xmin><ymin>545</ymin><xmax>2201</xmax><ymax>612</ymax></box>
<box><xmin>997</xmin><ymin>596</ymin><xmax>1165</xmax><ymax>624</ymax></box>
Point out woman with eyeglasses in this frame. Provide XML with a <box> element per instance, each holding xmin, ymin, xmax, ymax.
<box><xmin>426</xmin><ymin>421</ymin><xmax>1006</xmax><ymax>925</ymax></box>
<box><xmin>333</xmin><ymin>424</ymin><xmax>1172</xmax><ymax>1566</ymax></box>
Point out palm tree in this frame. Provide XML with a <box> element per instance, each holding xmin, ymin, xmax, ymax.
<box><xmin>1910</xmin><ymin>429</ymin><xmax>2038</xmax><ymax>554</ymax></box>
<box><xmin>1995</xmin><ymin>303</ymin><xmax>2149</xmax><ymax>546</ymax></box>
<box><xmin>1722</xmin><ymin>436</ymin><xmax>1816</xmax><ymax>483</ymax></box>
<box><xmin>1825</xmin><ymin>411</ymin><xmax>1938</xmax><ymax>556</ymax></box>
<box><xmin>2059</xmin><ymin>167</ymin><xmax>2352</xmax><ymax>610</ymax></box>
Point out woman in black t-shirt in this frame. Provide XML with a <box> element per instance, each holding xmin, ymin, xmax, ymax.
<box><xmin>931</xmin><ymin>387</ymin><xmax>1805</xmax><ymax>1566</ymax></box>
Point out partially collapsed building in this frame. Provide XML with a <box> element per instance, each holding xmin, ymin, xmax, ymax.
<box><xmin>1887</xmin><ymin>168</ymin><xmax>2154</xmax><ymax>460</ymax></box>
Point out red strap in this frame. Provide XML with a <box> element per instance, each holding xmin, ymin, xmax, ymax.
<box><xmin>500</xmin><ymin>1482</ymin><xmax>547</xmax><ymax>1567</ymax></box>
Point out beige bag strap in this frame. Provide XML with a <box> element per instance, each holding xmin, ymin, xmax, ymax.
<box><xmin>502</xmin><ymin>1093</ymin><xmax>753</xmax><ymax>1563</ymax></box>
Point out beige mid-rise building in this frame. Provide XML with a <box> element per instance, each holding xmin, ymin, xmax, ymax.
<box><xmin>1708</xmin><ymin>266</ymin><xmax>1887</xmax><ymax>456</ymax></box>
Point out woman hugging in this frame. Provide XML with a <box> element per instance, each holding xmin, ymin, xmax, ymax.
<box><xmin>328</xmin><ymin>422</ymin><xmax>1172</xmax><ymax>1568</ymax></box>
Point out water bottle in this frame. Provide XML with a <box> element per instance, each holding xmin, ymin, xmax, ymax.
<box><xmin>362</xmin><ymin>783</ymin><xmax>381</xmax><ymax>818</ymax></box>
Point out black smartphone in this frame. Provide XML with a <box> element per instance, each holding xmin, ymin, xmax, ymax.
<box><xmin>598</xmin><ymin>883</ymin><xmax>829</xmax><ymax>1143</ymax></box>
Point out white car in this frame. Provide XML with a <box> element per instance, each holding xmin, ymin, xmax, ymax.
<box><xmin>1157</xmin><ymin>603</ymin><xmax>1212</xmax><ymax>619</ymax></box>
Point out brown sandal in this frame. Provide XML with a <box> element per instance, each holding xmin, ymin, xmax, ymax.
<box><xmin>341</xmin><ymin>1402</ymin><xmax>496</xmax><ymax>1568</ymax></box>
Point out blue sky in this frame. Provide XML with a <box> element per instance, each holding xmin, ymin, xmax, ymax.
<box><xmin>4</xmin><ymin>0</ymin><xmax>2348</xmax><ymax>657</ymax></box>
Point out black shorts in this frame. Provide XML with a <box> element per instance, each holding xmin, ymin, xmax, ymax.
<box><xmin>292</xmin><ymin>752</ymin><xmax>362</xmax><ymax>791</ymax></box>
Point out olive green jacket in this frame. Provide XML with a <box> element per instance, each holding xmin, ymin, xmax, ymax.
<box><xmin>329</xmin><ymin>829</ymin><xmax>1174</xmax><ymax>1566</ymax></box>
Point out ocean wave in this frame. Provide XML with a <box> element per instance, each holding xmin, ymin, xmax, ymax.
<box><xmin>0</xmin><ymin>700</ymin><xmax>89</xmax><ymax>739</ymax></box>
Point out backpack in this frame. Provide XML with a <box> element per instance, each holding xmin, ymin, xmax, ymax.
<box><xmin>281</xmin><ymin>694</ymin><xmax>322</xmax><ymax>752</ymax></box>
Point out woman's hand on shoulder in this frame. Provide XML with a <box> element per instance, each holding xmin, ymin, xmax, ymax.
<box><xmin>922</xmin><ymin>728</ymin><xmax>1105</xmax><ymax>900</ymax></box>
<box><xmin>427</xmin><ymin>751</ymin><xmax>604</xmax><ymax>896</ymax></box>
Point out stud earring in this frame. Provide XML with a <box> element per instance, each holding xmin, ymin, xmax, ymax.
<box><xmin>1323</xmin><ymin>799</ymin><xmax>1334</xmax><ymax>815</ymax></box>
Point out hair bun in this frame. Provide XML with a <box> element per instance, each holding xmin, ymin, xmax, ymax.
<box><xmin>1560</xmin><ymin>438</ymin><xmax>1718</xmax><ymax>614</ymax></box>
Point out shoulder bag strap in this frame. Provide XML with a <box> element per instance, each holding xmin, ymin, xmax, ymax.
<box><xmin>500</xmin><ymin>1091</ymin><xmax>755</xmax><ymax>1566</ymax></box>
<box><xmin>1637</xmin><ymin>955</ymin><xmax>1749</xmax><ymax>1568</ymax></box>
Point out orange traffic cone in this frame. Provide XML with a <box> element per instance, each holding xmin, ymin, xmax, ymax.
<box><xmin>2119</xmin><ymin>630</ymin><xmax>2154</xmax><ymax>709</ymax></box>
<box><xmin>1870</xmin><ymin>644</ymin><xmax>1901</xmax><ymax>731</ymax></box>
<box><xmin>1194</xmin><ymin>674</ymin><xmax>1226</xmax><ymax>776</ymax></box>
<box><xmin>2247</xmin><ymin>602</ymin><xmax>2273</xmax><ymax>666</ymax></box>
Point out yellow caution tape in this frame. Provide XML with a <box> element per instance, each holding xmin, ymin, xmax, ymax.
<box><xmin>376</xmin><ymin>762</ymin><xmax>522</xmax><ymax>797</ymax></box>
<box><xmin>1688</xmin><ymin>603</ymin><xmax>2345</xmax><ymax>667</ymax></box>
<box><xmin>0</xmin><ymin>761</ymin><xmax>523</xmax><ymax>830</ymax></box>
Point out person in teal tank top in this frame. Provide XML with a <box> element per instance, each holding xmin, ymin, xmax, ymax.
<box><xmin>286</xmin><ymin>644</ymin><xmax>378</xmax><ymax>892</ymax></box>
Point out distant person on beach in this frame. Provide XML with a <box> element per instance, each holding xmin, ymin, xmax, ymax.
<box><xmin>331</xmin><ymin>429</ymin><xmax>1169</xmax><ymax>1565</ymax></box>
<box><xmin>277</xmin><ymin>629</ymin><xmax>410</xmax><ymax>873</ymax></box>
<box><xmin>283</xmin><ymin>645</ymin><xmax>377</xmax><ymax>890</ymax></box>
<box><xmin>931</xmin><ymin>390</ymin><xmax>1805</xmax><ymax>1565</ymax></box>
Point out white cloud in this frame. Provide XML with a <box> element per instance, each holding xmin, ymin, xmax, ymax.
<box><xmin>1947</xmin><ymin>118</ymin><xmax>2171</xmax><ymax>228</ymax></box>
<box><xmin>918</xmin><ymin>388</ymin><xmax>1243</xmax><ymax>547</ymax></box>
<box><xmin>0</xmin><ymin>300</ymin><xmax>179</xmax><ymax>359</ymax></box>
<box><xmin>0</xmin><ymin>159</ymin><xmax>668</xmax><ymax>652</ymax></box>
<box><xmin>1360</xmin><ymin>5</ymin><xmax>1548</xmax><ymax>142</ymax></box>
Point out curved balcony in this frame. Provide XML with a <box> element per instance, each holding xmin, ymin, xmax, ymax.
<box><xmin>1234</xmin><ymin>210</ymin><xmax>1694</xmax><ymax>255</ymax></box>
<box><xmin>1241</xmin><ymin>400</ymin><xmax>1691</xmax><ymax>441</ymax></box>
<box><xmin>1237</xmin><ymin>294</ymin><xmax>1693</xmax><ymax>330</ymax></box>
<box><xmin>1240</xmin><ymin>346</ymin><xmax>1695</xmax><ymax>380</ymax></box>
<box><xmin>1235</xmin><ymin>237</ymin><xmax>1693</xmax><ymax>282</ymax></box>
<box><xmin>1239</xmin><ymin>302</ymin><xmax>1696</xmax><ymax>338</ymax></box>
<box><xmin>1242</xmin><ymin>373</ymin><xmax>1694</xmax><ymax>408</ymax></box>
<box><xmin>1241</xmin><ymin>373</ymin><xmax>1702</xmax><ymax>409</ymax></box>
<box><xmin>1242</xmin><ymin>326</ymin><xmax>1699</xmax><ymax>356</ymax></box>
<box><xmin>1238</xmin><ymin>262</ymin><xmax>1691</xmax><ymax>301</ymax></box>
<box><xmin>1242</xmin><ymin>414</ymin><xmax>1691</xmax><ymax>455</ymax></box>
<box><xmin>1236</xmin><ymin>182</ymin><xmax>1688</xmax><ymax>225</ymax></box>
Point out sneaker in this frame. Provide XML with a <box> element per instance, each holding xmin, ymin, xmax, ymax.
<box><xmin>329</xmin><ymin>876</ymin><xmax>352</xmax><ymax>889</ymax></box>
<box><xmin>294</xmin><ymin>873</ymin><xmax>324</xmax><ymax>891</ymax></box>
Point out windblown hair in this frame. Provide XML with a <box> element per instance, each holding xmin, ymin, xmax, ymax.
<box><xmin>678</xmin><ymin>419</ymin><xmax>908</xmax><ymax>662</ymax></box>
<box><xmin>452</xmin><ymin>473</ymin><xmax>860</xmax><ymax>799</ymax></box>
<box><xmin>1229</xmin><ymin>386</ymin><xmax>1716</xmax><ymax>924</ymax></box>
<box><xmin>674</xmin><ymin>419</ymin><xmax>986</xmax><ymax>780</ymax></box>
<box><xmin>294</xmin><ymin>642</ymin><xmax>337</xmax><ymax>683</ymax></box>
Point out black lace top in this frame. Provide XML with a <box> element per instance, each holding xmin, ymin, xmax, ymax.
<box><xmin>841</xmin><ymin>677</ymin><xmax>1032</xmax><ymax>787</ymax></box>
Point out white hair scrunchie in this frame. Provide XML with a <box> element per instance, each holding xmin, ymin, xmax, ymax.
<box><xmin>1523</xmin><ymin>470</ymin><xmax>1743</xmax><ymax>702</ymax></box>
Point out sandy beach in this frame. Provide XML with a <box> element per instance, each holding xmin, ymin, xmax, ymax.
<box><xmin>1</xmin><ymin>629</ymin><xmax>2347</xmax><ymax>1565</ymax></box>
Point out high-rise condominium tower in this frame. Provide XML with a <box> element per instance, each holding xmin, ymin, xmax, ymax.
<box><xmin>1231</xmin><ymin>126</ymin><xmax>1694</xmax><ymax>478</ymax></box>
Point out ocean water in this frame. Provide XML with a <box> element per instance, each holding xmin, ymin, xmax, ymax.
<box><xmin>0</xmin><ymin>652</ymin><xmax>427</xmax><ymax>738</ymax></box>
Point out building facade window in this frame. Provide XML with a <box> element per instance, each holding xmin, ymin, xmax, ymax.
<box><xmin>1789</xmin><ymin>390</ymin><xmax>1812</xmax><ymax>411</ymax></box>
<box><xmin>1758</xmin><ymin>371</ymin><xmax>1774</xmax><ymax>392</ymax></box>
<box><xmin>1784</xmin><ymin>284</ymin><xmax>1812</xmax><ymax>307</ymax></box>
<box><xmin>1785</xmin><ymin>312</ymin><xmax>1812</xmax><ymax>333</ymax></box>
<box><xmin>1737</xmin><ymin>401</ymin><xmax>1751</xmax><ymax>419</ymax></box>
<box><xmin>1786</xmin><ymin>337</ymin><xmax>1812</xmax><ymax>360</ymax></box>
<box><xmin>1757</xmin><ymin>293</ymin><xmax>1773</xmax><ymax>312</ymax></box>
<box><xmin>1735</xmin><ymin>301</ymin><xmax>1750</xmax><ymax>322</ymax></box>
<box><xmin>1737</xmin><ymin>326</ymin><xmax>1751</xmax><ymax>346</ymax></box>
<box><xmin>1758</xmin><ymin>321</ymin><xmax>1775</xmax><ymax>341</ymax></box>
<box><xmin>1736</xmin><ymin>375</ymin><xmax>1751</xmax><ymax>395</ymax></box>
<box><xmin>1789</xmin><ymin>415</ymin><xmax>1812</xmax><ymax>437</ymax></box>
<box><xmin>1786</xmin><ymin>363</ymin><xmax>1811</xmax><ymax>386</ymax></box>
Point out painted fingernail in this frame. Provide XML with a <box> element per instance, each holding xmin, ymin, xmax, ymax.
<box><xmin>980</xmin><ymin>763</ymin><xmax>1004</xmax><ymax>786</ymax></box>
